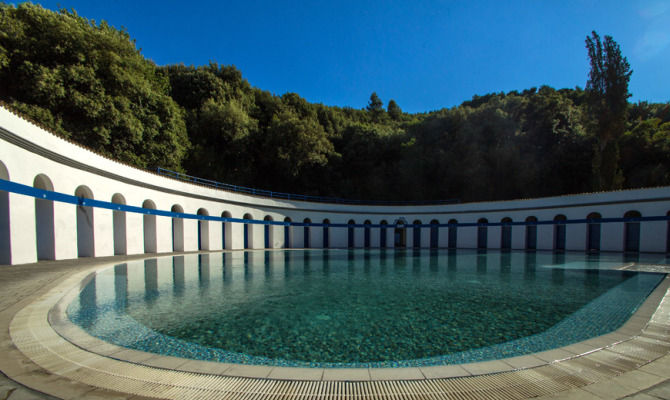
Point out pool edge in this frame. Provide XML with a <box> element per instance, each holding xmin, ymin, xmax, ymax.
<box><xmin>5</xmin><ymin>257</ymin><xmax>670</xmax><ymax>399</ymax></box>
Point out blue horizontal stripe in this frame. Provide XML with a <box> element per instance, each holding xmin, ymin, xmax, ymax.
<box><xmin>1</xmin><ymin>178</ymin><xmax>668</xmax><ymax>228</ymax></box>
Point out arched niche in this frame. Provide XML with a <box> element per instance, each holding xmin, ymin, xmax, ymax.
<box><xmin>394</xmin><ymin>219</ymin><xmax>406</xmax><ymax>248</ymax></box>
<box><xmin>303</xmin><ymin>218</ymin><xmax>311</xmax><ymax>248</ymax></box>
<box><xmin>142</xmin><ymin>199</ymin><xmax>157</xmax><ymax>253</ymax></box>
<box><xmin>525</xmin><ymin>216</ymin><xmax>538</xmax><ymax>250</ymax></box>
<box><xmin>111</xmin><ymin>193</ymin><xmax>127</xmax><ymax>255</ymax></box>
<box><xmin>322</xmin><ymin>219</ymin><xmax>330</xmax><ymax>248</ymax></box>
<box><xmin>477</xmin><ymin>218</ymin><xmax>488</xmax><ymax>249</ymax></box>
<box><xmin>623</xmin><ymin>210</ymin><xmax>641</xmax><ymax>253</ymax></box>
<box><xmin>283</xmin><ymin>217</ymin><xmax>292</xmax><ymax>248</ymax></box>
<box><xmin>363</xmin><ymin>220</ymin><xmax>371</xmax><ymax>248</ymax></box>
<box><xmin>448</xmin><ymin>219</ymin><xmax>458</xmax><ymax>249</ymax></box>
<box><xmin>500</xmin><ymin>217</ymin><xmax>512</xmax><ymax>250</ymax></box>
<box><xmin>222</xmin><ymin>211</ymin><xmax>232</xmax><ymax>249</ymax></box>
<box><xmin>430</xmin><ymin>219</ymin><xmax>439</xmax><ymax>249</ymax></box>
<box><xmin>33</xmin><ymin>174</ymin><xmax>55</xmax><ymax>260</ymax></box>
<box><xmin>264</xmin><ymin>215</ymin><xmax>274</xmax><ymax>248</ymax></box>
<box><xmin>586</xmin><ymin>212</ymin><xmax>602</xmax><ymax>252</ymax></box>
<box><xmin>348</xmin><ymin>219</ymin><xmax>356</xmax><ymax>248</ymax></box>
<box><xmin>243</xmin><ymin>213</ymin><xmax>253</xmax><ymax>249</ymax></box>
<box><xmin>197</xmin><ymin>208</ymin><xmax>210</xmax><ymax>250</ymax></box>
<box><xmin>171</xmin><ymin>204</ymin><xmax>185</xmax><ymax>252</ymax></box>
<box><xmin>75</xmin><ymin>185</ymin><xmax>95</xmax><ymax>258</ymax></box>
<box><xmin>553</xmin><ymin>214</ymin><xmax>567</xmax><ymax>251</ymax></box>
<box><xmin>379</xmin><ymin>220</ymin><xmax>388</xmax><ymax>248</ymax></box>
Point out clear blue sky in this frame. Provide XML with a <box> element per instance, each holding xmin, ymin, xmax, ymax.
<box><xmin>30</xmin><ymin>0</ymin><xmax>670</xmax><ymax>113</ymax></box>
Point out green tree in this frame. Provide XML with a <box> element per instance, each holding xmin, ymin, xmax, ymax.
<box><xmin>585</xmin><ymin>31</ymin><xmax>632</xmax><ymax>190</ymax></box>
<box><xmin>0</xmin><ymin>3</ymin><xmax>189</xmax><ymax>170</ymax></box>
<box><xmin>366</xmin><ymin>92</ymin><xmax>383</xmax><ymax>112</ymax></box>
<box><xmin>387</xmin><ymin>99</ymin><xmax>402</xmax><ymax>120</ymax></box>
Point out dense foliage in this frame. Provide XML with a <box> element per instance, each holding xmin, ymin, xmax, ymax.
<box><xmin>1</xmin><ymin>3</ymin><xmax>668</xmax><ymax>202</ymax></box>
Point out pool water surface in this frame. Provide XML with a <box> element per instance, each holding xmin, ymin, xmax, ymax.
<box><xmin>66</xmin><ymin>249</ymin><xmax>668</xmax><ymax>368</ymax></box>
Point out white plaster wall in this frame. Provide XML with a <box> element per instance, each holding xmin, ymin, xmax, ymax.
<box><xmin>601</xmin><ymin>223</ymin><xmax>624</xmax><ymax>252</ymax></box>
<box><xmin>537</xmin><ymin>225</ymin><xmax>553</xmax><ymax>250</ymax></box>
<box><xmin>511</xmin><ymin>226</ymin><xmax>525</xmax><ymax>250</ymax></box>
<box><xmin>1</xmin><ymin>106</ymin><xmax>670</xmax><ymax>265</ymax></box>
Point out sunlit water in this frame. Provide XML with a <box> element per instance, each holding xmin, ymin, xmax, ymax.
<box><xmin>67</xmin><ymin>249</ymin><xmax>668</xmax><ymax>367</ymax></box>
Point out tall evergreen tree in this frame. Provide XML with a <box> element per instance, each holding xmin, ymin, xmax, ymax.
<box><xmin>585</xmin><ymin>31</ymin><xmax>632</xmax><ymax>190</ymax></box>
<box><xmin>387</xmin><ymin>99</ymin><xmax>402</xmax><ymax>120</ymax></box>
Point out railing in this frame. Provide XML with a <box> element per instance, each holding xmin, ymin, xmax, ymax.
<box><xmin>156</xmin><ymin>168</ymin><xmax>460</xmax><ymax>206</ymax></box>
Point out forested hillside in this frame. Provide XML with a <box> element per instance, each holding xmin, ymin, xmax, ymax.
<box><xmin>1</xmin><ymin>3</ymin><xmax>669</xmax><ymax>202</ymax></box>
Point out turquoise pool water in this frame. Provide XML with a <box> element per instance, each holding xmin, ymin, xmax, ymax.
<box><xmin>66</xmin><ymin>250</ymin><xmax>668</xmax><ymax>367</ymax></box>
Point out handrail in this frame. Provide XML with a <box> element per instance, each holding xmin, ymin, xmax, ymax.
<box><xmin>156</xmin><ymin>167</ymin><xmax>460</xmax><ymax>206</ymax></box>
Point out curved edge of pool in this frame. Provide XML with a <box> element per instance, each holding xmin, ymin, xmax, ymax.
<box><xmin>7</xmin><ymin>254</ymin><xmax>670</xmax><ymax>399</ymax></box>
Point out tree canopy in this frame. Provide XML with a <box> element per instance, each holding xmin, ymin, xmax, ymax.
<box><xmin>1</xmin><ymin>3</ymin><xmax>668</xmax><ymax>202</ymax></box>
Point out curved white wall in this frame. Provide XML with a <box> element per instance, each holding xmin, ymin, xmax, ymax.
<box><xmin>1</xmin><ymin>105</ymin><xmax>669</xmax><ymax>265</ymax></box>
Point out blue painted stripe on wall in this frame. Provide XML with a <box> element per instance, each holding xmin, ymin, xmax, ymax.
<box><xmin>1</xmin><ymin>178</ymin><xmax>668</xmax><ymax>229</ymax></box>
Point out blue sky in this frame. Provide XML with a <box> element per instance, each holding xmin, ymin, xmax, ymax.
<box><xmin>30</xmin><ymin>0</ymin><xmax>670</xmax><ymax>113</ymax></box>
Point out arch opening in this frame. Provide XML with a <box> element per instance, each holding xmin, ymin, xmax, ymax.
<box><xmin>624</xmin><ymin>210</ymin><xmax>641</xmax><ymax>253</ymax></box>
<box><xmin>322</xmin><ymin>219</ymin><xmax>330</xmax><ymax>249</ymax></box>
<box><xmin>222</xmin><ymin>211</ymin><xmax>232</xmax><ymax>249</ymax></box>
<box><xmin>283</xmin><ymin>217</ymin><xmax>292</xmax><ymax>248</ymax></box>
<box><xmin>348</xmin><ymin>220</ymin><xmax>356</xmax><ymax>248</ymax></box>
<box><xmin>34</xmin><ymin>174</ymin><xmax>55</xmax><ymax>260</ymax></box>
<box><xmin>264</xmin><ymin>216</ymin><xmax>274</xmax><ymax>249</ymax></box>
<box><xmin>380</xmin><ymin>220</ymin><xmax>388</xmax><ymax>248</ymax></box>
<box><xmin>142</xmin><ymin>200</ymin><xmax>157</xmax><ymax>253</ymax></box>
<box><xmin>586</xmin><ymin>212</ymin><xmax>602</xmax><ymax>252</ymax></box>
<box><xmin>500</xmin><ymin>217</ymin><xmax>512</xmax><ymax>250</ymax></box>
<box><xmin>303</xmin><ymin>218</ymin><xmax>311</xmax><ymax>248</ymax></box>
<box><xmin>477</xmin><ymin>218</ymin><xmax>488</xmax><ymax>249</ymax></box>
<box><xmin>171</xmin><ymin>205</ymin><xmax>184</xmax><ymax>252</ymax></box>
<box><xmin>394</xmin><ymin>219</ymin><xmax>406</xmax><ymax>248</ymax></box>
<box><xmin>430</xmin><ymin>219</ymin><xmax>439</xmax><ymax>249</ymax></box>
<box><xmin>75</xmin><ymin>185</ymin><xmax>94</xmax><ymax>258</ymax></box>
<box><xmin>554</xmin><ymin>215</ymin><xmax>567</xmax><ymax>251</ymax></box>
<box><xmin>243</xmin><ymin>213</ymin><xmax>253</xmax><ymax>249</ymax></box>
<box><xmin>364</xmin><ymin>220</ymin><xmax>371</xmax><ymax>248</ymax></box>
<box><xmin>412</xmin><ymin>220</ymin><xmax>422</xmax><ymax>248</ymax></box>
<box><xmin>112</xmin><ymin>194</ymin><xmax>127</xmax><ymax>255</ymax></box>
<box><xmin>526</xmin><ymin>216</ymin><xmax>538</xmax><ymax>250</ymax></box>
<box><xmin>197</xmin><ymin>208</ymin><xmax>210</xmax><ymax>250</ymax></box>
<box><xmin>448</xmin><ymin>219</ymin><xmax>458</xmax><ymax>249</ymax></box>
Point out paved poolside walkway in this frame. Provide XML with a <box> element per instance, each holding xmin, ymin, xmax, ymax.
<box><xmin>2</xmin><ymin>254</ymin><xmax>670</xmax><ymax>399</ymax></box>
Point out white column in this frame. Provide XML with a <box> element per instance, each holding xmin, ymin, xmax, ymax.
<box><xmin>251</xmin><ymin>222</ymin><xmax>264</xmax><ymax>249</ymax></box>
<box><xmin>94</xmin><ymin>208</ymin><xmax>114</xmax><ymax>257</ymax></box>
<box><xmin>459</xmin><ymin>226</ymin><xmax>477</xmax><ymax>248</ymax></box>
<box><xmin>54</xmin><ymin>202</ymin><xmax>77</xmax><ymax>260</ymax></box>
<box><xmin>565</xmin><ymin>223</ymin><xmax>586</xmax><ymax>251</ymax></box>
<box><xmin>209</xmin><ymin>220</ymin><xmax>222</xmax><ymax>251</ymax></box>
<box><xmin>125</xmin><ymin>212</ymin><xmax>144</xmax><ymax>255</ymax></box>
<box><xmin>640</xmin><ymin>221</ymin><xmax>666</xmax><ymax>253</ymax></box>
<box><xmin>601</xmin><ymin>221</ymin><xmax>624</xmax><ymax>252</ymax></box>
<box><xmin>156</xmin><ymin>215</ymin><xmax>172</xmax><ymax>253</ymax></box>
<box><xmin>537</xmin><ymin>224</ymin><xmax>553</xmax><ymax>250</ymax></box>
<box><xmin>230</xmin><ymin>222</ymin><xmax>244</xmax><ymax>250</ymax></box>
<box><xmin>488</xmin><ymin>226</ymin><xmax>501</xmax><ymax>249</ymax></box>
<box><xmin>8</xmin><ymin>192</ymin><xmax>37</xmax><ymax>264</ymax></box>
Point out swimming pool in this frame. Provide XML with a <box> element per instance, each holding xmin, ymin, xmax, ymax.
<box><xmin>66</xmin><ymin>249</ymin><xmax>669</xmax><ymax>368</ymax></box>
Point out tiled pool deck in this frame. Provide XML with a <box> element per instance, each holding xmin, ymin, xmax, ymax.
<box><xmin>2</xmin><ymin>254</ymin><xmax>670</xmax><ymax>399</ymax></box>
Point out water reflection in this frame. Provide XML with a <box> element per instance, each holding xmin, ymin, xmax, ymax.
<box><xmin>67</xmin><ymin>249</ymin><xmax>668</xmax><ymax>367</ymax></box>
